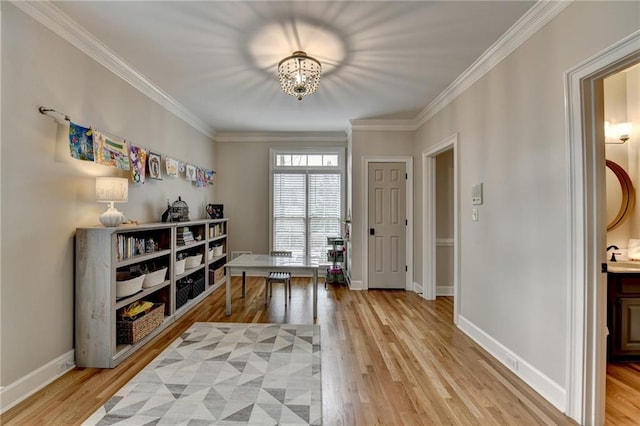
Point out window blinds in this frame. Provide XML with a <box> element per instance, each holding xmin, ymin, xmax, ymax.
<box><xmin>273</xmin><ymin>172</ymin><xmax>341</xmax><ymax>261</ymax></box>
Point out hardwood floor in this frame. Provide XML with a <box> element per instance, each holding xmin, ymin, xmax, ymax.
<box><xmin>606</xmin><ymin>362</ymin><xmax>640</xmax><ymax>425</ymax></box>
<box><xmin>4</xmin><ymin>276</ymin><xmax>627</xmax><ymax>425</ymax></box>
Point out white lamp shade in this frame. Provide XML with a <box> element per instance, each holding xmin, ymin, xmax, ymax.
<box><xmin>96</xmin><ymin>177</ymin><xmax>128</xmax><ymax>203</ymax></box>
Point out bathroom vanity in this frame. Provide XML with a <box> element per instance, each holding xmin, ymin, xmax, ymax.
<box><xmin>607</xmin><ymin>266</ymin><xmax>640</xmax><ymax>362</ymax></box>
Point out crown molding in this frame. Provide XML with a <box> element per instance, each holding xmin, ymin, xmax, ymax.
<box><xmin>14</xmin><ymin>0</ymin><xmax>571</xmax><ymax>138</ymax></box>
<box><xmin>349</xmin><ymin>119</ymin><xmax>417</xmax><ymax>132</ymax></box>
<box><xmin>12</xmin><ymin>1</ymin><xmax>216</xmax><ymax>140</ymax></box>
<box><xmin>214</xmin><ymin>131</ymin><xmax>348</xmax><ymax>143</ymax></box>
<box><xmin>346</xmin><ymin>1</ymin><xmax>570</xmax><ymax>133</ymax></box>
<box><xmin>414</xmin><ymin>0</ymin><xmax>572</xmax><ymax>128</ymax></box>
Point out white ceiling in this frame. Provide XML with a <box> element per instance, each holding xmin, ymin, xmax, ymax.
<box><xmin>51</xmin><ymin>1</ymin><xmax>536</xmax><ymax>134</ymax></box>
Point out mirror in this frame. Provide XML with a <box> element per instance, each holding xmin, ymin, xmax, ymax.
<box><xmin>606</xmin><ymin>160</ymin><xmax>636</xmax><ymax>231</ymax></box>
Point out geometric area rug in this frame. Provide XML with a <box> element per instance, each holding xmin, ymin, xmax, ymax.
<box><xmin>83</xmin><ymin>323</ymin><xmax>322</xmax><ymax>425</ymax></box>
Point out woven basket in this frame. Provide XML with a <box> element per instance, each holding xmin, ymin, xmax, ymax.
<box><xmin>213</xmin><ymin>267</ymin><xmax>225</xmax><ymax>284</ymax></box>
<box><xmin>117</xmin><ymin>303</ymin><xmax>164</xmax><ymax>344</ymax></box>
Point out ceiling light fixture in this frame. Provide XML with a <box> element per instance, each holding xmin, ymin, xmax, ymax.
<box><xmin>278</xmin><ymin>51</ymin><xmax>322</xmax><ymax>101</ymax></box>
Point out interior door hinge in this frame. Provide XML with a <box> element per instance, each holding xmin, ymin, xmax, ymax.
<box><xmin>405</xmin><ymin>219</ymin><xmax>408</xmax><ymax>226</ymax></box>
<box><xmin>405</xmin><ymin>173</ymin><xmax>408</xmax><ymax>180</ymax></box>
<box><xmin>405</xmin><ymin>265</ymin><xmax>408</xmax><ymax>272</ymax></box>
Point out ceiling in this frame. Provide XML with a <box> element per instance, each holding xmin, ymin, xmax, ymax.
<box><xmin>51</xmin><ymin>1</ymin><xmax>536</xmax><ymax>134</ymax></box>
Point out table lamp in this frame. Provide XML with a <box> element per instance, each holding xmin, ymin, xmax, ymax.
<box><xmin>96</xmin><ymin>177</ymin><xmax>128</xmax><ymax>227</ymax></box>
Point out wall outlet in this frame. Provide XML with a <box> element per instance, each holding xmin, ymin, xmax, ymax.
<box><xmin>56</xmin><ymin>360</ymin><xmax>75</xmax><ymax>374</ymax></box>
<box><xmin>505</xmin><ymin>352</ymin><xmax>518</xmax><ymax>371</ymax></box>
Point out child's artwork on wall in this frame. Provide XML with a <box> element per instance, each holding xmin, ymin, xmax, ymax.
<box><xmin>205</xmin><ymin>169</ymin><xmax>215</xmax><ymax>186</ymax></box>
<box><xmin>94</xmin><ymin>130</ymin><xmax>129</xmax><ymax>170</ymax></box>
<box><xmin>165</xmin><ymin>157</ymin><xmax>178</xmax><ymax>177</ymax></box>
<box><xmin>185</xmin><ymin>164</ymin><xmax>196</xmax><ymax>181</ymax></box>
<box><xmin>148</xmin><ymin>152</ymin><xmax>162</xmax><ymax>180</ymax></box>
<box><xmin>68</xmin><ymin>122</ymin><xmax>94</xmax><ymax>161</ymax></box>
<box><xmin>129</xmin><ymin>145</ymin><xmax>147</xmax><ymax>184</ymax></box>
<box><xmin>195</xmin><ymin>167</ymin><xmax>206</xmax><ymax>188</ymax></box>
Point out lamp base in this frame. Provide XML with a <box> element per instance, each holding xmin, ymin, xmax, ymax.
<box><xmin>99</xmin><ymin>205</ymin><xmax>125</xmax><ymax>227</ymax></box>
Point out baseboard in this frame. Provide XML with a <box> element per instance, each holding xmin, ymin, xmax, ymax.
<box><xmin>457</xmin><ymin>316</ymin><xmax>566</xmax><ymax>412</ymax></box>
<box><xmin>349</xmin><ymin>280</ymin><xmax>364</xmax><ymax>290</ymax></box>
<box><xmin>0</xmin><ymin>350</ymin><xmax>75</xmax><ymax>414</ymax></box>
<box><xmin>436</xmin><ymin>285</ymin><xmax>454</xmax><ymax>296</ymax></box>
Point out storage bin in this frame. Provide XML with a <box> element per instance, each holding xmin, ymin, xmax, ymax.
<box><xmin>143</xmin><ymin>267</ymin><xmax>167</xmax><ymax>288</ymax></box>
<box><xmin>116</xmin><ymin>303</ymin><xmax>164</xmax><ymax>344</ymax></box>
<box><xmin>191</xmin><ymin>277</ymin><xmax>205</xmax><ymax>298</ymax></box>
<box><xmin>185</xmin><ymin>254</ymin><xmax>203</xmax><ymax>269</ymax></box>
<box><xmin>175</xmin><ymin>258</ymin><xmax>187</xmax><ymax>275</ymax></box>
<box><xmin>116</xmin><ymin>274</ymin><xmax>145</xmax><ymax>298</ymax></box>
<box><xmin>214</xmin><ymin>266</ymin><xmax>225</xmax><ymax>284</ymax></box>
<box><xmin>175</xmin><ymin>283</ymin><xmax>191</xmax><ymax>310</ymax></box>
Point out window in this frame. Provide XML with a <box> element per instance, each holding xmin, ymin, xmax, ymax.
<box><xmin>271</xmin><ymin>149</ymin><xmax>343</xmax><ymax>262</ymax></box>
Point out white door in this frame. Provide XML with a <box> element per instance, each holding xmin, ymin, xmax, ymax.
<box><xmin>368</xmin><ymin>162</ymin><xmax>407</xmax><ymax>289</ymax></box>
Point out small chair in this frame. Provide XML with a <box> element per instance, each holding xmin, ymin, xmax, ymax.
<box><xmin>265</xmin><ymin>251</ymin><xmax>292</xmax><ymax>306</ymax></box>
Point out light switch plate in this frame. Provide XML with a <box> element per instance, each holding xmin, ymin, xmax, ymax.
<box><xmin>472</xmin><ymin>208</ymin><xmax>479</xmax><ymax>222</ymax></box>
<box><xmin>472</xmin><ymin>183</ymin><xmax>483</xmax><ymax>205</ymax></box>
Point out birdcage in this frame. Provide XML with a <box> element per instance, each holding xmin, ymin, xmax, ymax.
<box><xmin>169</xmin><ymin>197</ymin><xmax>190</xmax><ymax>222</ymax></box>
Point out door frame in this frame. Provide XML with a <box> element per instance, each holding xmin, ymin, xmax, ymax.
<box><xmin>422</xmin><ymin>134</ymin><xmax>459</xmax><ymax>323</ymax></box>
<box><xmin>565</xmin><ymin>30</ymin><xmax>640</xmax><ymax>424</ymax></box>
<box><xmin>362</xmin><ymin>156</ymin><xmax>413</xmax><ymax>290</ymax></box>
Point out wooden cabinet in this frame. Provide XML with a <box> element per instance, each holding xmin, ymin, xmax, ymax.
<box><xmin>75</xmin><ymin>219</ymin><xmax>229</xmax><ymax>368</ymax></box>
<box><xmin>607</xmin><ymin>272</ymin><xmax>640</xmax><ymax>362</ymax></box>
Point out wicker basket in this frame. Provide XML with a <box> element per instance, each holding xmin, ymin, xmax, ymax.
<box><xmin>213</xmin><ymin>266</ymin><xmax>225</xmax><ymax>284</ymax></box>
<box><xmin>117</xmin><ymin>303</ymin><xmax>164</xmax><ymax>344</ymax></box>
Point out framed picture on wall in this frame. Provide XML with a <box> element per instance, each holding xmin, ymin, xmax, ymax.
<box><xmin>148</xmin><ymin>152</ymin><xmax>162</xmax><ymax>180</ymax></box>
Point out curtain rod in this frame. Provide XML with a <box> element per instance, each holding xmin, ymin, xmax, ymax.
<box><xmin>39</xmin><ymin>106</ymin><xmax>70</xmax><ymax>122</ymax></box>
<box><xmin>39</xmin><ymin>105</ymin><xmax>128</xmax><ymax>143</ymax></box>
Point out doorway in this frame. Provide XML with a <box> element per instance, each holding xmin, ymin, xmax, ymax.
<box><xmin>422</xmin><ymin>134</ymin><xmax>459</xmax><ymax>323</ymax></box>
<box><xmin>363</xmin><ymin>156</ymin><xmax>413</xmax><ymax>290</ymax></box>
<box><xmin>565</xmin><ymin>31</ymin><xmax>640</xmax><ymax>424</ymax></box>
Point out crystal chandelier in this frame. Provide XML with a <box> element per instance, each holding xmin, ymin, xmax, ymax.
<box><xmin>278</xmin><ymin>51</ymin><xmax>322</xmax><ymax>101</ymax></box>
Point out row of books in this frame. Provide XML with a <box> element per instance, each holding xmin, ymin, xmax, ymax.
<box><xmin>177</xmin><ymin>227</ymin><xmax>195</xmax><ymax>245</ymax></box>
<box><xmin>117</xmin><ymin>235</ymin><xmax>146</xmax><ymax>261</ymax></box>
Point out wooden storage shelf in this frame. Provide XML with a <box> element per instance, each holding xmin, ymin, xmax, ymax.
<box><xmin>113</xmin><ymin>316</ymin><xmax>172</xmax><ymax>363</ymax></box>
<box><xmin>114</xmin><ymin>280</ymin><xmax>171</xmax><ymax>310</ymax></box>
<box><xmin>209</xmin><ymin>234</ymin><xmax>227</xmax><ymax>243</ymax></box>
<box><xmin>176</xmin><ymin>264</ymin><xmax>205</xmax><ymax>280</ymax></box>
<box><xmin>76</xmin><ymin>218</ymin><xmax>229</xmax><ymax>368</ymax></box>
<box><xmin>175</xmin><ymin>240</ymin><xmax>206</xmax><ymax>252</ymax></box>
<box><xmin>116</xmin><ymin>249</ymin><xmax>171</xmax><ymax>267</ymax></box>
<box><xmin>208</xmin><ymin>253</ymin><xmax>227</xmax><ymax>265</ymax></box>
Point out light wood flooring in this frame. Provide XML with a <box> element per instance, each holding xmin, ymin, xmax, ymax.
<box><xmin>1</xmin><ymin>277</ymin><xmax>636</xmax><ymax>425</ymax></box>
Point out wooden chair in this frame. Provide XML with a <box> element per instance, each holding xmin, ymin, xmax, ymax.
<box><xmin>265</xmin><ymin>250</ymin><xmax>292</xmax><ymax>306</ymax></box>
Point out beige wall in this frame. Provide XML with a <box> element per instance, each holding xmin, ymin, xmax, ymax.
<box><xmin>413</xmin><ymin>1</ymin><xmax>639</xmax><ymax>387</ymax></box>
<box><xmin>215</xmin><ymin>139</ymin><xmax>346</xmax><ymax>256</ymax></box>
<box><xmin>349</xmin><ymin>130</ymin><xmax>414</xmax><ymax>286</ymax></box>
<box><xmin>1</xmin><ymin>3</ymin><xmax>215</xmax><ymax>389</ymax></box>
